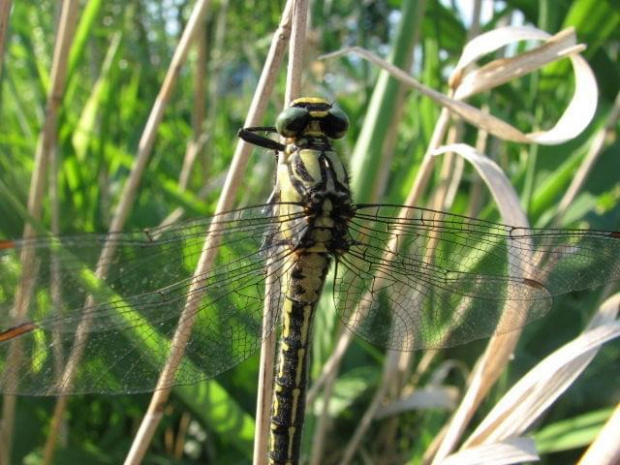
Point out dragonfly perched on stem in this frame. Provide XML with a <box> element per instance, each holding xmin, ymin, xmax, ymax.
<box><xmin>1</xmin><ymin>97</ymin><xmax>619</xmax><ymax>464</ymax></box>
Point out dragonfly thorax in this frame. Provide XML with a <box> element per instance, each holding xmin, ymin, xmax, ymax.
<box><xmin>277</xmin><ymin>141</ymin><xmax>354</xmax><ymax>256</ymax></box>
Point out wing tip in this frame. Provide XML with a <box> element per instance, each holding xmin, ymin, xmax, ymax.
<box><xmin>0</xmin><ymin>322</ymin><xmax>36</xmax><ymax>342</ymax></box>
<box><xmin>0</xmin><ymin>240</ymin><xmax>15</xmax><ymax>250</ymax></box>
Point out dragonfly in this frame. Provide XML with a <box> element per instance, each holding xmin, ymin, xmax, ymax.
<box><xmin>1</xmin><ymin>97</ymin><xmax>619</xmax><ymax>465</ymax></box>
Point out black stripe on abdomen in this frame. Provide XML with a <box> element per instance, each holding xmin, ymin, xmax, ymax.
<box><xmin>268</xmin><ymin>253</ymin><xmax>329</xmax><ymax>465</ymax></box>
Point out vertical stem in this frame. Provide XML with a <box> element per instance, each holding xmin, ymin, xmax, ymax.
<box><xmin>178</xmin><ymin>17</ymin><xmax>209</xmax><ymax>191</ymax></box>
<box><xmin>41</xmin><ymin>0</ymin><xmax>214</xmax><ymax>462</ymax></box>
<box><xmin>127</xmin><ymin>1</ymin><xmax>294</xmax><ymax>463</ymax></box>
<box><xmin>0</xmin><ymin>1</ymin><xmax>79</xmax><ymax>464</ymax></box>
<box><xmin>284</xmin><ymin>0</ymin><xmax>308</xmax><ymax>104</ymax></box>
<box><xmin>554</xmin><ymin>90</ymin><xmax>620</xmax><ymax>224</ymax></box>
<box><xmin>254</xmin><ymin>1</ymin><xmax>307</xmax><ymax>462</ymax></box>
<box><xmin>0</xmin><ymin>0</ymin><xmax>12</xmax><ymax>80</ymax></box>
<box><xmin>253</xmin><ymin>273</ymin><xmax>279</xmax><ymax>465</ymax></box>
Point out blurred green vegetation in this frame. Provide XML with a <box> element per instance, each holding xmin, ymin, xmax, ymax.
<box><xmin>0</xmin><ymin>0</ymin><xmax>618</xmax><ymax>464</ymax></box>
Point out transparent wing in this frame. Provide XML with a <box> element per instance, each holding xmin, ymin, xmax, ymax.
<box><xmin>335</xmin><ymin>204</ymin><xmax>620</xmax><ymax>350</ymax></box>
<box><xmin>0</xmin><ymin>204</ymin><xmax>306</xmax><ymax>395</ymax></box>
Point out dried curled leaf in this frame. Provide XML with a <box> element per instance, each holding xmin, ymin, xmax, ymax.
<box><xmin>464</xmin><ymin>294</ymin><xmax>620</xmax><ymax>447</ymax></box>
<box><xmin>441</xmin><ymin>437</ymin><xmax>539</xmax><ymax>465</ymax></box>
<box><xmin>322</xmin><ymin>26</ymin><xmax>597</xmax><ymax>145</ymax></box>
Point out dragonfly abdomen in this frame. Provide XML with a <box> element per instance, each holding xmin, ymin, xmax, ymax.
<box><xmin>269</xmin><ymin>252</ymin><xmax>330</xmax><ymax>465</ymax></box>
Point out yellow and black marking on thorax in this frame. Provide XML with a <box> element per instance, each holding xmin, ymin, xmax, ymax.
<box><xmin>239</xmin><ymin>97</ymin><xmax>355</xmax><ymax>465</ymax></box>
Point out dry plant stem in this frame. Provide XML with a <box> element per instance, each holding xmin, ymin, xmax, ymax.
<box><xmin>578</xmin><ymin>402</ymin><xmax>620</xmax><ymax>465</ymax></box>
<box><xmin>250</xmin><ymin>1</ymin><xmax>295</xmax><ymax>460</ymax></box>
<box><xmin>253</xmin><ymin>274</ymin><xmax>278</xmax><ymax>465</ymax></box>
<box><xmin>306</xmin><ymin>325</ymin><xmax>352</xmax><ymax>403</ymax></box>
<box><xmin>0</xmin><ymin>1</ymin><xmax>79</xmax><ymax>464</ymax></box>
<box><xmin>49</xmin><ymin>144</ymin><xmax>64</xmax><ymax>386</ymax></box>
<box><xmin>554</xmin><ymin>89</ymin><xmax>620</xmax><ymax>224</ymax></box>
<box><xmin>340</xmin><ymin>356</ymin><xmax>400</xmax><ymax>465</ymax></box>
<box><xmin>468</xmin><ymin>0</ymin><xmax>482</xmax><ymax>37</ymax></box>
<box><xmin>254</xmin><ymin>1</ymin><xmax>307</xmax><ymax>462</ymax></box>
<box><xmin>47</xmin><ymin>144</ymin><xmax>67</xmax><ymax>458</ymax></box>
<box><xmin>35</xmin><ymin>0</ymin><xmax>212</xmax><ymax>461</ymax></box>
<box><xmin>405</xmin><ymin>108</ymin><xmax>452</xmax><ymax>205</ymax></box>
<box><xmin>430</xmin><ymin>333</ymin><xmax>522</xmax><ymax>464</ymax></box>
<box><xmin>374</xmin><ymin>0</ymin><xmax>426</xmax><ymax>226</ymax></box>
<box><xmin>462</xmin><ymin>4</ymin><xmax>508</xmax><ymax>219</ymax></box>
<box><xmin>391</xmin><ymin>119</ymin><xmax>464</xmax><ymax>373</ymax></box>
<box><xmin>467</xmin><ymin>105</ymin><xmax>491</xmax><ymax>218</ymax></box>
<box><xmin>41</xmin><ymin>2</ymin><xmax>212</xmax><ymax>463</ymax></box>
<box><xmin>388</xmin><ymin>141</ymin><xmax>462</xmax><ymax>409</ymax></box>
<box><xmin>429</xmin><ymin>144</ymin><xmax>533</xmax><ymax>464</ymax></box>
<box><xmin>377</xmin><ymin>117</ymin><xmax>464</xmax><ymax>454</ymax></box>
<box><xmin>174</xmin><ymin>412</ymin><xmax>192</xmax><ymax>458</ymax></box>
<box><xmin>284</xmin><ymin>0</ymin><xmax>308</xmax><ymax>103</ymax></box>
<box><xmin>309</xmin><ymin>360</ymin><xmax>336</xmax><ymax>465</ymax></box>
<box><xmin>375</xmin><ymin>86</ymin><xmax>408</xmax><ymax>197</ymax></box>
<box><xmin>124</xmin><ymin>2</ymin><xmax>294</xmax><ymax>463</ymax></box>
<box><xmin>0</xmin><ymin>0</ymin><xmax>11</xmax><ymax>78</ymax></box>
<box><xmin>109</xmin><ymin>0</ymin><xmax>211</xmax><ymax>235</ymax></box>
<box><xmin>202</xmin><ymin>0</ymin><xmax>229</xmax><ymax>181</ymax></box>
<box><xmin>430</xmin><ymin>123</ymin><xmax>462</xmax><ymax>245</ymax></box>
<box><xmin>422</xmin><ymin>36</ymin><xmax>593</xmax><ymax>460</ymax></box>
<box><xmin>424</xmin><ymin>122</ymin><xmax>488</xmax><ymax>465</ymax></box>
<box><xmin>432</xmin><ymin>0</ymin><xmax>483</xmax><ymax>206</ymax></box>
<box><xmin>179</xmin><ymin>18</ymin><xmax>209</xmax><ymax>191</ymax></box>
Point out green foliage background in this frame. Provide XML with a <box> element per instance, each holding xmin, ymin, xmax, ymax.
<box><xmin>0</xmin><ymin>0</ymin><xmax>618</xmax><ymax>464</ymax></box>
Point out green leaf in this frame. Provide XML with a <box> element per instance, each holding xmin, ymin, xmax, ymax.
<box><xmin>533</xmin><ymin>408</ymin><xmax>614</xmax><ymax>453</ymax></box>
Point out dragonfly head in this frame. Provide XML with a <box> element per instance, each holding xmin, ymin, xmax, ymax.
<box><xmin>276</xmin><ymin>97</ymin><xmax>349</xmax><ymax>141</ymax></box>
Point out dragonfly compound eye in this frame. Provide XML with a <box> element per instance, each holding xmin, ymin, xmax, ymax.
<box><xmin>320</xmin><ymin>106</ymin><xmax>349</xmax><ymax>139</ymax></box>
<box><xmin>276</xmin><ymin>106</ymin><xmax>311</xmax><ymax>138</ymax></box>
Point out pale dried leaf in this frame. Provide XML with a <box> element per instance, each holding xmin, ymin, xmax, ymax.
<box><xmin>375</xmin><ymin>387</ymin><xmax>459</xmax><ymax>419</ymax></box>
<box><xmin>453</xmin><ymin>30</ymin><xmax>581</xmax><ymax>99</ymax></box>
<box><xmin>464</xmin><ymin>294</ymin><xmax>620</xmax><ymax>447</ymax></box>
<box><xmin>428</xmin><ymin>144</ymin><xmax>534</xmax><ymax>465</ymax></box>
<box><xmin>440</xmin><ymin>437</ymin><xmax>539</xmax><ymax>465</ymax></box>
<box><xmin>452</xmin><ymin>27</ymin><xmax>597</xmax><ymax>145</ymax></box>
<box><xmin>453</xmin><ymin>26</ymin><xmax>559</xmax><ymax>74</ymax></box>
<box><xmin>323</xmin><ymin>26</ymin><xmax>597</xmax><ymax>145</ymax></box>
<box><xmin>322</xmin><ymin>47</ymin><xmax>533</xmax><ymax>143</ymax></box>
<box><xmin>528</xmin><ymin>53</ymin><xmax>597</xmax><ymax>144</ymax></box>
<box><xmin>432</xmin><ymin>144</ymin><xmax>528</xmax><ymax>227</ymax></box>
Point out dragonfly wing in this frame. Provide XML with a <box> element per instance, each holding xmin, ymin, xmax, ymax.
<box><xmin>333</xmin><ymin>205</ymin><xmax>620</xmax><ymax>351</ymax></box>
<box><xmin>0</xmin><ymin>204</ymin><xmax>304</xmax><ymax>394</ymax></box>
